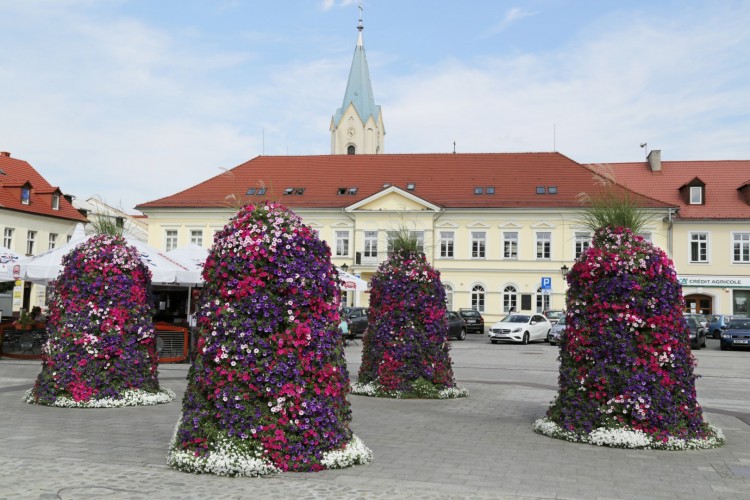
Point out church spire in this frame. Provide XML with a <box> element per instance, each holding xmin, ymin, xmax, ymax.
<box><xmin>330</xmin><ymin>2</ymin><xmax>385</xmax><ymax>155</ymax></box>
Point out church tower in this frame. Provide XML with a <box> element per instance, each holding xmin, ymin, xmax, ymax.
<box><xmin>330</xmin><ymin>5</ymin><xmax>385</xmax><ymax>155</ymax></box>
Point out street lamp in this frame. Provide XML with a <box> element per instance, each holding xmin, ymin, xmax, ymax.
<box><xmin>341</xmin><ymin>263</ymin><xmax>349</xmax><ymax>273</ymax></box>
<box><xmin>560</xmin><ymin>264</ymin><xmax>569</xmax><ymax>278</ymax></box>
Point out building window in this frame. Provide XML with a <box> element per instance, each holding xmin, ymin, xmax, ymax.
<box><xmin>503</xmin><ymin>231</ymin><xmax>518</xmax><ymax>259</ymax></box>
<box><xmin>364</xmin><ymin>231</ymin><xmax>378</xmax><ymax>258</ymax></box>
<box><xmin>347</xmin><ymin>145</ymin><xmax>356</xmax><ymax>155</ymax></box>
<box><xmin>335</xmin><ymin>231</ymin><xmax>350</xmax><ymax>257</ymax></box>
<box><xmin>26</xmin><ymin>230</ymin><xmax>36</xmax><ymax>255</ymax></box>
<box><xmin>444</xmin><ymin>284</ymin><xmax>454</xmax><ymax>311</ymax></box>
<box><xmin>3</xmin><ymin>228</ymin><xmax>13</xmax><ymax>249</ymax></box>
<box><xmin>690</xmin><ymin>232</ymin><xmax>708</xmax><ymax>263</ymax></box>
<box><xmin>690</xmin><ymin>186</ymin><xmax>702</xmax><ymax>205</ymax></box>
<box><xmin>536</xmin><ymin>232</ymin><xmax>551</xmax><ymax>260</ymax></box>
<box><xmin>638</xmin><ymin>232</ymin><xmax>652</xmax><ymax>242</ymax></box>
<box><xmin>439</xmin><ymin>231</ymin><xmax>454</xmax><ymax>258</ymax></box>
<box><xmin>387</xmin><ymin>231</ymin><xmax>424</xmax><ymax>255</ymax></box>
<box><xmin>536</xmin><ymin>286</ymin><xmax>550</xmax><ymax>313</ymax></box>
<box><xmin>471</xmin><ymin>285</ymin><xmax>485</xmax><ymax>313</ymax></box>
<box><xmin>52</xmin><ymin>194</ymin><xmax>60</xmax><ymax>210</ymax></box>
<box><xmin>190</xmin><ymin>230</ymin><xmax>203</xmax><ymax>246</ymax></box>
<box><xmin>164</xmin><ymin>229</ymin><xmax>178</xmax><ymax>252</ymax></box>
<box><xmin>503</xmin><ymin>285</ymin><xmax>518</xmax><ymax>313</ymax></box>
<box><xmin>21</xmin><ymin>187</ymin><xmax>31</xmax><ymax>205</ymax></box>
<box><xmin>471</xmin><ymin>231</ymin><xmax>486</xmax><ymax>259</ymax></box>
<box><xmin>574</xmin><ymin>232</ymin><xmax>592</xmax><ymax>259</ymax></box>
<box><xmin>733</xmin><ymin>233</ymin><xmax>750</xmax><ymax>263</ymax></box>
<box><xmin>48</xmin><ymin>233</ymin><xmax>57</xmax><ymax>250</ymax></box>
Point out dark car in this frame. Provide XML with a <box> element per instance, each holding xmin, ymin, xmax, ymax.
<box><xmin>342</xmin><ymin>307</ymin><xmax>368</xmax><ymax>338</ymax></box>
<box><xmin>708</xmin><ymin>314</ymin><xmax>733</xmax><ymax>339</ymax></box>
<box><xmin>458</xmin><ymin>308</ymin><xmax>484</xmax><ymax>334</ymax></box>
<box><xmin>684</xmin><ymin>315</ymin><xmax>707</xmax><ymax>350</ymax></box>
<box><xmin>446</xmin><ymin>311</ymin><xmax>467</xmax><ymax>341</ymax></box>
<box><xmin>720</xmin><ymin>318</ymin><xmax>750</xmax><ymax>351</ymax></box>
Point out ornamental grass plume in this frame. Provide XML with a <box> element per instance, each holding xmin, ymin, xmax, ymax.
<box><xmin>538</xmin><ymin>226</ymin><xmax>723</xmax><ymax>449</ymax></box>
<box><xmin>168</xmin><ymin>202</ymin><xmax>371</xmax><ymax>476</ymax></box>
<box><xmin>26</xmin><ymin>235</ymin><xmax>172</xmax><ymax>407</ymax></box>
<box><xmin>354</xmin><ymin>230</ymin><xmax>464</xmax><ymax>398</ymax></box>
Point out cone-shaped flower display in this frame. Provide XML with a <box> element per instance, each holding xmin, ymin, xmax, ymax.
<box><xmin>25</xmin><ymin>235</ymin><xmax>174</xmax><ymax>407</ymax></box>
<box><xmin>535</xmin><ymin>227</ymin><xmax>723</xmax><ymax>449</ymax></box>
<box><xmin>352</xmin><ymin>250</ymin><xmax>467</xmax><ymax>399</ymax></box>
<box><xmin>168</xmin><ymin>202</ymin><xmax>371</xmax><ymax>476</ymax></box>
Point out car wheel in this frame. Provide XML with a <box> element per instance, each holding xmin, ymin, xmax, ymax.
<box><xmin>693</xmin><ymin>341</ymin><xmax>701</xmax><ymax>350</ymax></box>
<box><xmin>457</xmin><ymin>328</ymin><xmax>466</xmax><ymax>341</ymax></box>
<box><xmin>713</xmin><ymin>330</ymin><xmax>721</xmax><ymax>339</ymax></box>
<box><xmin>701</xmin><ymin>337</ymin><xmax>707</xmax><ymax>348</ymax></box>
<box><xmin>522</xmin><ymin>332</ymin><xmax>530</xmax><ymax>345</ymax></box>
<box><xmin>720</xmin><ymin>344</ymin><xmax>728</xmax><ymax>351</ymax></box>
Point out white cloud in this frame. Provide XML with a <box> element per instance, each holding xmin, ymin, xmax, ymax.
<box><xmin>486</xmin><ymin>7</ymin><xmax>538</xmax><ymax>36</ymax></box>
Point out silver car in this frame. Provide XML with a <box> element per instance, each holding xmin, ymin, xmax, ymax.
<box><xmin>547</xmin><ymin>316</ymin><xmax>567</xmax><ymax>345</ymax></box>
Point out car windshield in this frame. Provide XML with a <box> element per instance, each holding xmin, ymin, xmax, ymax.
<box><xmin>729</xmin><ymin>319</ymin><xmax>750</xmax><ymax>329</ymax></box>
<box><xmin>505</xmin><ymin>315</ymin><xmax>530</xmax><ymax>323</ymax></box>
<box><xmin>556</xmin><ymin>317</ymin><xmax>566</xmax><ymax>326</ymax></box>
<box><xmin>461</xmin><ymin>310</ymin><xmax>480</xmax><ymax>318</ymax></box>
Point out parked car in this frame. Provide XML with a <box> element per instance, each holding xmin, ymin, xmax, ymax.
<box><xmin>543</xmin><ymin>309</ymin><xmax>565</xmax><ymax>325</ymax></box>
<box><xmin>683</xmin><ymin>313</ymin><xmax>708</xmax><ymax>330</ymax></box>
<box><xmin>445</xmin><ymin>311</ymin><xmax>467</xmax><ymax>341</ymax></box>
<box><xmin>547</xmin><ymin>316</ymin><xmax>566</xmax><ymax>345</ymax></box>
<box><xmin>342</xmin><ymin>307</ymin><xmax>368</xmax><ymax>338</ymax></box>
<box><xmin>488</xmin><ymin>313</ymin><xmax>551</xmax><ymax>345</ymax></box>
<box><xmin>684</xmin><ymin>315</ymin><xmax>707</xmax><ymax>350</ymax></box>
<box><xmin>458</xmin><ymin>308</ymin><xmax>485</xmax><ymax>334</ymax></box>
<box><xmin>720</xmin><ymin>317</ymin><xmax>750</xmax><ymax>351</ymax></box>
<box><xmin>708</xmin><ymin>314</ymin><xmax>733</xmax><ymax>339</ymax></box>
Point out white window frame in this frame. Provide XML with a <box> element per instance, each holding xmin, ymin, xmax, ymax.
<box><xmin>503</xmin><ymin>285</ymin><xmax>518</xmax><ymax>313</ymax></box>
<box><xmin>471</xmin><ymin>284</ymin><xmax>485</xmax><ymax>313</ymax></box>
<box><xmin>689</xmin><ymin>232</ymin><xmax>709</xmax><ymax>263</ymax></box>
<box><xmin>21</xmin><ymin>187</ymin><xmax>30</xmax><ymax>205</ymax></box>
<box><xmin>26</xmin><ymin>230</ymin><xmax>36</xmax><ymax>255</ymax></box>
<box><xmin>335</xmin><ymin>230</ymin><xmax>350</xmax><ymax>257</ymax></box>
<box><xmin>190</xmin><ymin>229</ymin><xmax>203</xmax><ymax>246</ymax></box>
<box><xmin>364</xmin><ymin>231</ymin><xmax>378</xmax><ymax>258</ymax></box>
<box><xmin>536</xmin><ymin>286</ymin><xmax>550</xmax><ymax>313</ymax></box>
<box><xmin>471</xmin><ymin>231</ymin><xmax>486</xmax><ymax>259</ymax></box>
<box><xmin>689</xmin><ymin>186</ymin><xmax>702</xmax><ymax>205</ymax></box>
<box><xmin>164</xmin><ymin>229</ymin><xmax>178</xmax><ymax>252</ymax></box>
<box><xmin>444</xmin><ymin>284</ymin><xmax>454</xmax><ymax>311</ymax></box>
<box><xmin>51</xmin><ymin>194</ymin><xmax>60</xmax><ymax>210</ymax></box>
<box><xmin>439</xmin><ymin>231</ymin><xmax>454</xmax><ymax>258</ymax></box>
<box><xmin>503</xmin><ymin>231</ymin><xmax>518</xmax><ymax>259</ymax></box>
<box><xmin>48</xmin><ymin>233</ymin><xmax>58</xmax><ymax>250</ymax></box>
<box><xmin>733</xmin><ymin>232</ymin><xmax>750</xmax><ymax>263</ymax></box>
<box><xmin>536</xmin><ymin>232</ymin><xmax>551</xmax><ymax>260</ymax></box>
<box><xmin>3</xmin><ymin>228</ymin><xmax>13</xmax><ymax>249</ymax></box>
<box><xmin>574</xmin><ymin>232</ymin><xmax>591</xmax><ymax>259</ymax></box>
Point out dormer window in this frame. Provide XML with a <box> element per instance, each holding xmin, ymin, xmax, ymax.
<box><xmin>52</xmin><ymin>194</ymin><xmax>60</xmax><ymax>210</ymax></box>
<box><xmin>21</xmin><ymin>186</ymin><xmax>30</xmax><ymax>205</ymax></box>
<box><xmin>690</xmin><ymin>186</ymin><xmax>702</xmax><ymax>204</ymax></box>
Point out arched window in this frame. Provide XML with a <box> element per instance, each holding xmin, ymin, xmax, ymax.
<box><xmin>536</xmin><ymin>286</ymin><xmax>550</xmax><ymax>313</ymax></box>
<box><xmin>443</xmin><ymin>284</ymin><xmax>454</xmax><ymax>311</ymax></box>
<box><xmin>471</xmin><ymin>285</ymin><xmax>485</xmax><ymax>313</ymax></box>
<box><xmin>503</xmin><ymin>285</ymin><xmax>517</xmax><ymax>312</ymax></box>
<box><xmin>347</xmin><ymin>145</ymin><xmax>356</xmax><ymax>155</ymax></box>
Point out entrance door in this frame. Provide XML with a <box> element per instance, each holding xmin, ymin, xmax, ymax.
<box><xmin>684</xmin><ymin>294</ymin><xmax>712</xmax><ymax>315</ymax></box>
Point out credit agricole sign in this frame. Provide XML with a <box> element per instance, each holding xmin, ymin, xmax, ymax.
<box><xmin>678</xmin><ymin>276</ymin><xmax>750</xmax><ymax>288</ymax></box>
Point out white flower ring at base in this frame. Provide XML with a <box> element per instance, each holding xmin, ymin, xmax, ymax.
<box><xmin>533</xmin><ymin>417</ymin><xmax>725</xmax><ymax>450</ymax></box>
<box><xmin>23</xmin><ymin>388</ymin><xmax>175</xmax><ymax>408</ymax></box>
<box><xmin>166</xmin><ymin>422</ymin><xmax>373</xmax><ymax>477</ymax></box>
<box><xmin>350</xmin><ymin>381</ymin><xmax>469</xmax><ymax>399</ymax></box>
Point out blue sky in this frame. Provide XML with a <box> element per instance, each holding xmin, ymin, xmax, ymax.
<box><xmin>2</xmin><ymin>0</ymin><xmax>749</xmax><ymax>213</ymax></box>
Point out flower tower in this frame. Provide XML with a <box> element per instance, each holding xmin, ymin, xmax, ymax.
<box><xmin>535</xmin><ymin>227</ymin><xmax>723</xmax><ymax>449</ymax></box>
<box><xmin>353</xmin><ymin>247</ymin><xmax>466</xmax><ymax>399</ymax></box>
<box><xmin>168</xmin><ymin>202</ymin><xmax>371</xmax><ymax>476</ymax></box>
<box><xmin>26</xmin><ymin>235</ymin><xmax>173</xmax><ymax>407</ymax></box>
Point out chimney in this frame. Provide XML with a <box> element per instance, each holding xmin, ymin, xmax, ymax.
<box><xmin>647</xmin><ymin>149</ymin><xmax>661</xmax><ymax>172</ymax></box>
<box><xmin>0</xmin><ymin>152</ymin><xmax>10</xmax><ymax>157</ymax></box>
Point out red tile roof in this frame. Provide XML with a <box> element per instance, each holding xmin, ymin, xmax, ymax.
<box><xmin>136</xmin><ymin>153</ymin><xmax>672</xmax><ymax>211</ymax></box>
<box><xmin>594</xmin><ymin>160</ymin><xmax>750</xmax><ymax>220</ymax></box>
<box><xmin>0</xmin><ymin>153</ymin><xmax>88</xmax><ymax>222</ymax></box>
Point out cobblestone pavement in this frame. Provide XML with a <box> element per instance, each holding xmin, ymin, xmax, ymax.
<box><xmin>1</xmin><ymin>336</ymin><xmax>748</xmax><ymax>499</ymax></box>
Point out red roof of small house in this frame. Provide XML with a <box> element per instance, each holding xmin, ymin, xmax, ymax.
<box><xmin>0</xmin><ymin>152</ymin><xmax>88</xmax><ymax>222</ymax></box>
<box><xmin>594</xmin><ymin>160</ymin><xmax>750</xmax><ymax>220</ymax></box>
<box><xmin>136</xmin><ymin>153</ymin><xmax>672</xmax><ymax>211</ymax></box>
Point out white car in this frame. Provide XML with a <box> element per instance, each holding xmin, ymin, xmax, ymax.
<box><xmin>488</xmin><ymin>313</ymin><xmax>551</xmax><ymax>345</ymax></box>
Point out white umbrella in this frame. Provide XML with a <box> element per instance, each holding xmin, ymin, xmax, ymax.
<box><xmin>19</xmin><ymin>225</ymin><xmax>187</xmax><ymax>286</ymax></box>
<box><xmin>0</xmin><ymin>247</ymin><xmax>26</xmax><ymax>282</ymax></box>
<box><xmin>338</xmin><ymin>269</ymin><xmax>368</xmax><ymax>291</ymax></box>
<box><xmin>167</xmin><ymin>243</ymin><xmax>208</xmax><ymax>285</ymax></box>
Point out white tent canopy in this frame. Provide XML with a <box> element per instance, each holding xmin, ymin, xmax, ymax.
<box><xmin>18</xmin><ymin>224</ymin><xmax>190</xmax><ymax>286</ymax></box>
<box><xmin>338</xmin><ymin>269</ymin><xmax>368</xmax><ymax>291</ymax></box>
<box><xmin>167</xmin><ymin>243</ymin><xmax>208</xmax><ymax>285</ymax></box>
<box><xmin>0</xmin><ymin>247</ymin><xmax>26</xmax><ymax>282</ymax></box>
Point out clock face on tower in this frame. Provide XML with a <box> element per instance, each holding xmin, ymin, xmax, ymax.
<box><xmin>346</xmin><ymin>127</ymin><xmax>356</xmax><ymax>138</ymax></box>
